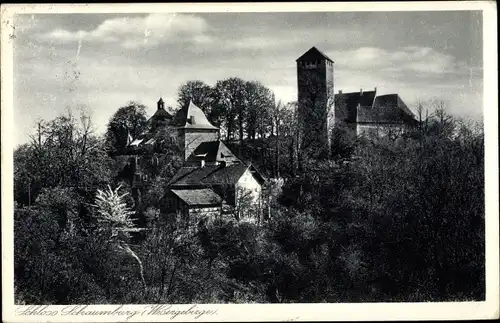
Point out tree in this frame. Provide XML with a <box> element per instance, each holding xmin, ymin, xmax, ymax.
<box><xmin>14</xmin><ymin>109</ymin><xmax>113</xmax><ymax>206</ymax></box>
<box><xmin>14</xmin><ymin>187</ymin><xmax>108</xmax><ymax>304</ymax></box>
<box><xmin>330</xmin><ymin>123</ymin><xmax>357</xmax><ymax>162</ymax></box>
<box><xmin>211</xmin><ymin>78</ymin><xmax>247</xmax><ymax>141</ymax></box>
<box><xmin>92</xmin><ymin>185</ymin><xmax>146</xmax><ymax>291</ymax></box>
<box><xmin>105</xmin><ymin>102</ymin><xmax>149</xmax><ymax>155</ymax></box>
<box><xmin>176</xmin><ymin>80</ymin><xmax>213</xmax><ymax>113</ymax></box>
<box><xmin>244</xmin><ymin>81</ymin><xmax>274</xmax><ymax>140</ymax></box>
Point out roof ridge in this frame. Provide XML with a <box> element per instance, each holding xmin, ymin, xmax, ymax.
<box><xmin>296</xmin><ymin>46</ymin><xmax>334</xmax><ymax>63</ymax></box>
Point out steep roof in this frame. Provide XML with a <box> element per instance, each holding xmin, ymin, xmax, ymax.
<box><xmin>168</xmin><ymin>164</ymin><xmax>250</xmax><ymax>187</ymax></box>
<box><xmin>170</xmin><ymin>188</ymin><xmax>223</xmax><ymax>207</ymax></box>
<box><xmin>176</xmin><ymin>101</ymin><xmax>218</xmax><ymax>130</ymax></box>
<box><xmin>373</xmin><ymin>94</ymin><xmax>415</xmax><ymax>118</ymax></box>
<box><xmin>335</xmin><ymin>90</ymin><xmax>377</xmax><ymax>122</ymax></box>
<box><xmin>151</xmin><ymin>107</ymin><xmax>173</xmax><ymax>121</ymax></box>
<box><xmin>296</xmin><ymin>46</ymin><xmax>334</xmax><ymax>63</ymax></box>
<box><xmin>186</xmin><ymin>141</ymin><xmax>242</xmax><ymax>164</ymax></box>
<box><xmin>358</xmin><ymin>94</ymin><xmax>417</xmax><ymax>124</ymax></box>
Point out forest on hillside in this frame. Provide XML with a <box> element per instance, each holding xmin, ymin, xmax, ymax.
<box><xmin>14</xmin><ymin>79</ymin><xmax>485</xmax><ymax>304</ymax></box>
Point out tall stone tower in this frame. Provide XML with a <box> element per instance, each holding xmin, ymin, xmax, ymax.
<box><xmin>296</xmin><ymin>46</ymin><xmax>334</xmax><ymax>158</ymax></box>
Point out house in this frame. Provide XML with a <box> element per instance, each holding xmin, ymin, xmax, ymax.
<box><xmin>296</xmin><ymin>46</ymin><xmax>418</xmax><ymax>148</ymax></box>
<box><xmin>165</xmin><ymin>162</ymin><xmax>266</xmax><ymax>227</ymax></box>
<box><xmin>166</xmin><ymin>188</ymin><xmax>227</xmax><ymax>228</ymax></box>
<box><xmin>123</xmin><ymin>99</ymin><xmax>267</xmax><ymax>227</ymax></box>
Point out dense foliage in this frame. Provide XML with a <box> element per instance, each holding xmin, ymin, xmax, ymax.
<box><xmin>174</xmin><ymin>78</ymin><xmax>277</xmax><ymax>142</ymax></box>
<box><xmin>104</xmin><ymin>102</ymin><xmax>149</xmax><ymax>155</ymax></box>
<box><xmin>14</xmin><ymin>97</ymin><xmax>485</xmax><ymax>304</ymax></box>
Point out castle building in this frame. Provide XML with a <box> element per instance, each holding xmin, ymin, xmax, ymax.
<box><xmin>175</xmin><ymin>101</ymin><xmax>220</xmax><ymax>161</ymax></box>
<box><xmin>296</xmin><ymin>46</ymin><xmax>335</xmax><ymax>158</ymax></box>
<box><xmin>335</xmin><ymin>90</ymin><xmax>419</xmax><ymax>137</ymax></box>
<box><xmin>296</xmin><ymin>46</ymin><xmax>418</xmax><ymax>147</ymax></box>
<box><xmin>120</xmin><ymin>46</ymin><xmax>417</xmax><ymax>227</ymax></box>
<box><xmin>128</xmin><ymin>99</ymin><xmax>219</xmax><ymax>160</ymax></box>
<box><xmin>124</xmin><ymin>99</ymin><xmax>266</xmax><ymax>227</ymax></box>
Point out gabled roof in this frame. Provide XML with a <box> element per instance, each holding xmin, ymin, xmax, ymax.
<box><xmin>335</xmin><ymin>90</ymin><xmax>377</xmax><ymax>122</ymax></box>
<box><xmin>169</xmin><ymin>162</ymin><xmax>266</xmax><ymax>187</ymax></box>
<box><xmin>186</xmin><ymin>141</ymin><xmax>242</xmax><ymax>164</ymax></box>
<box><xmin>296</xmin><ymin>46</ymin><xmax>334</xmax><ymax>63</ymax></box>
<box><xmin>358</xmin><ymin>94</ymin><xmax>417</xmax><ymax>124</ymax></box>
<box><xmin>176</xmin><ymin>101</ymin><xmax>218</xmax><ymax>130</ymax></box>
<box><xmin>170</xmin><ymin>188</ymin><xmax>223</xmax><ymax>207</ymax></box>
<box><xmin>169</xmin><ymin>164</ymin><xmax>250</xmax><ymax>187</ymax></box>
<box><xmin>373</xmin><ymin>94</ymin><xmax>415</xmax><ymax>118</ymax></box>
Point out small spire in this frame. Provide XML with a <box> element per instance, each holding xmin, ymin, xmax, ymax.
<box><xmin>157</xmin><ymin>97</ymin><xmax>165</xmax><ymax>110</ymax></box>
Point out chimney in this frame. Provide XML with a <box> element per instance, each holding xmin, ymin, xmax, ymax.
<box><xmin>360</xmin><ymin>88</ymin><xmax>363</xmax><ymax>95</ymax></box>
<box><xmin>338</xmin><ymin>90</ymin><xmax>342</xmax><ymax>94</ymax></box>
<box><xmin>190</xmin><ymin>115</ymin><xmax>196</xmax><ymax>125</ymax></box>
<box><xmin>374</xmin><ymin>87</ymin><xmax>377</xmax><ymax>93</ymax></box>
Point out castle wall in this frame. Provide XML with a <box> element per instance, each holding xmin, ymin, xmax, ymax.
<box><xmin>357</xmin><ymin>123</ymin><xmax>407</xmax><ymax>138</ymax></box>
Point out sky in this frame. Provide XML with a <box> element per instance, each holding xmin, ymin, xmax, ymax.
<box><xmin>12</xmin><ymin>11</ymin><xmax>483</xmax><ymax>147</ymax></box>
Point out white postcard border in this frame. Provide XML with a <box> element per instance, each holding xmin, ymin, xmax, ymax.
<box><xmin>1</xmin><ymin>2</ymin><xmax>498</xmax><ymax>322</ymax></box>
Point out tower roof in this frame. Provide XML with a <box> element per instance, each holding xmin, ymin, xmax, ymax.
<box><xmin>157</xmin><ymin>97</ymin><xmax>164</xmax><ymax>104</ymax></box>
<box><xmin>296</xmin><ymin>46</ymin><xmax>334</xmax><ymax>63</ymax></box>
<box><xmin>180</xmin><ymin>100</ymin><xmax>218</xmax><ymax>130</ymax></box>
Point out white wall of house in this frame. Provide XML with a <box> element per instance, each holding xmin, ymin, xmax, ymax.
<box><xmin>236</xmin><ymin>168</ymin><xmax>262</xmax><ymax>204</ymax></box>
<box><xmin>235</xmin><ymin>168</ymin><xmax>262</xmax><ymax>221</ymax></box>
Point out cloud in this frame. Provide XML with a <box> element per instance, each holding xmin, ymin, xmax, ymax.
<box><xmin>37</xmin><ymin>13</ymin><xmax>212</xmax><ymax>49</ymax></box>
<box><xmin>13</xmin><ymin>13</ymin><xmax>483</xmax><ymax>147</ymax></box>
<box><xmin>332</xmin><ymin>46</ymin><xmax>468</xmax><ymax>75</ymax></box>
